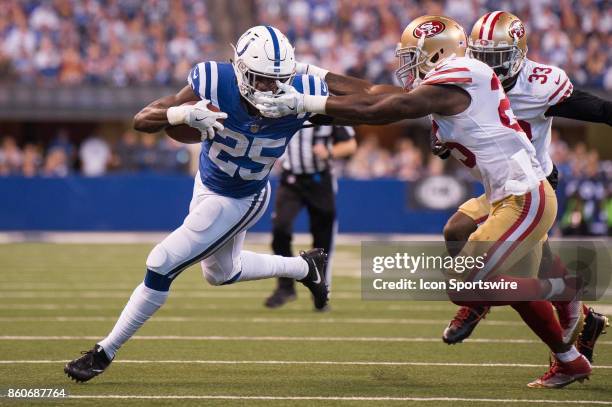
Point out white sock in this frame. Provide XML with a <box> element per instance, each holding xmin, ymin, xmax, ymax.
<box><xmin>98</xmin><ymin>282</ymin><xmax>168</xmax><ymax>359</ymax></box>
<box><xmin>555</xmin><ymin>346</ymin><xmax>581</xmax><ymax>363</ymax></box>
<box><xmin>546</xmin><ymin>278</ymin><xmax>565</xmax><ymax>299</ymax></box>
<box><xmin>237</xmin><ymin>251</ymin><xmax>308</xmax><ymax>282</ymax></box>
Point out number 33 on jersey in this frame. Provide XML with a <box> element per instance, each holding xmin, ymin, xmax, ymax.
<box><xmin>187</xmin><ymin>61</ymin><xmax>328</xmax><ymax>198</ymax></box>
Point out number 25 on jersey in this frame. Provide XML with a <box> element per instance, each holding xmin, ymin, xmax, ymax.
<box><xmin>209</xmin><ymin>129</ymin><xmax>286</xmax><ymax>181</ymax></box>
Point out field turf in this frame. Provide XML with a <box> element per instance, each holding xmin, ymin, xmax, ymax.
<box><xmin>0</xmin><ymin>243</ymin><xmax>611</xmax><ymax>406</ymax></box>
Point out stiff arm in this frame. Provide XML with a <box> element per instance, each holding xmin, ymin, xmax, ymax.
<box><xmin>293</xmin><ymin>64</ymin><xmax>469</xmax><ymax>124</ymax></box>
<box><xmin>324</xmin><ymin>72</ymin><xmax>404</xmax><ymax>97</ymax></box>
<box><xmin>320</xmin><ymin>84</ymin><xmax>470</xmax><ymax>125</ymax></box>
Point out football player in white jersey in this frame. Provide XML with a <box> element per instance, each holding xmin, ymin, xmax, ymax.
<box><xmin>256</xmin><ymin>15</ymin><xmax>593</xmax><ymax>388</ymax></box>
<box><xmin>437</xmin><ymin>12</ymin><xmax>610</xmax><ymax>366</ymax></box>
<box><xmin>64</xmin><ymin>26</ymin><xmax>331</xmax><ymax>383</ymax></box>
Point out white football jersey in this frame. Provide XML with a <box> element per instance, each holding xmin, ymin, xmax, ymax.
<box><xmin>424</xmin><ymin>56</ymin><xmax>546</xmax><ymax>203</ymax></box>
<box><xmin>506</xmin><ymin>58</ymin><xmax>573</xmax><ymax>176</ymax></box>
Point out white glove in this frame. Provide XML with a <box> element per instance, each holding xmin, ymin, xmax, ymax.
<box><xmin>167</xmin><ymin>99</ymin><xmax>228</xmax><ymax>140</ymax></box>
<box><xmin>254</xmin><ymin>81</ymin><xmax>305</xmax><ymax>118</ymax></box>
<box><xmin>186</xmin><ymin>100</ymin><xmax>228</xmax><ymax>140</ymax></box>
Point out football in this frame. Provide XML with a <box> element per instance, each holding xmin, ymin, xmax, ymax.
<box><xmin>165</xmin><ymin>101</ymin><xmax>223</xmax><ymax>143</ymax></box>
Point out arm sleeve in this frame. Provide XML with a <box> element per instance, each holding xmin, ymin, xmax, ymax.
<box><xmin>545</xmin><ymin>89</ymin><xmax>612</xmax><ymax>126</ymax></box>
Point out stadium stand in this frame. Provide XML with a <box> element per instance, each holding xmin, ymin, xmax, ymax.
<box><xmin>0</xmin><ymin>0</ymin><xmax>610</xmax><ymax>235</ymax></box>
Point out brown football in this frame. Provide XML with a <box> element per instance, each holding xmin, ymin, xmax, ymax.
<box><xmin>165</xmin><ymin>101</ymin><xmax>223</xmax><ymax>144</ymax></box>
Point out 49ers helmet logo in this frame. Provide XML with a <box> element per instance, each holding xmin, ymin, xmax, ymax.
<box><xmin>508</xmin><ymin>20</ymin><xmax>525</xmax><ymax>39</ymax></box>
<box><xmin>413</xmin><ymin>21</ymin><xmax>446</xmax><ymax>38</ymax></box>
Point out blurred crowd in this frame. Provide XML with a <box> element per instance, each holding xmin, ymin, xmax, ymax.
<box><xmin>0</xmin><ymin>132</ymin><xmax>191</xmax><ymax>177</ymax></box>
<box><xmin>1</xmin><ymin>129</ymin><xmax>610</xmax><ymax>235</ymax></box>
<box><xmin>0</xmin><ymin>0</ymin><xmax>221</xmax><ymax>85</ymax></box>
<box><xmin>259</xmin><ymin>0</ymin><xmax>612</xmax><ymax>90</ymax></box>
<box><xmin>344</xmin><ymin>130</ymin><xmax>612</xmax><ymax>235</ymax></box>
<box><xmin>0</xmin><ymin>0</ymin><xmax>610</xmax><ymax>235</ymax></box>
<box><xmin>551</xmin><ymin>133</ymin><xmax>612</xmax><ymax>236</ymax></box>
<box><xmin>0</xmin><ymin>0</ymin><xmax>610</xmax><ymax>89</ymax></box>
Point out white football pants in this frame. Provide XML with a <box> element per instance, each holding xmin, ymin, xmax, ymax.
<box><xmin>145</xmin><ymin>172</ymin><xmax>270</xmax><ymax>285</ymax></box>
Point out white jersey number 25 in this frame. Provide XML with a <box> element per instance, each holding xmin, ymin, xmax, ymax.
<box><xmin>208</xmin><ymin>128</ymin><xmax>285</xmax><ymax>181</ymax></box>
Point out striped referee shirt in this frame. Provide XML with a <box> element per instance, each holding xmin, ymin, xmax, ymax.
<box><xmin>281</xmin><ymin>124</ymin><xmax>355</xmax><ymax>175</ymax></box>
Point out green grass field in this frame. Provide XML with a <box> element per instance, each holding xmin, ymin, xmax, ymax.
<box><xmin>0</xmin><ymin>243</ymin><xmax>611</xmax><ymax>406</ymax></box>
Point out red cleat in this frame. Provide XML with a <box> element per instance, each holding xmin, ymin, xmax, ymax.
<box><xmin>528</xmin><ymin>354</ymin><xmax>592</xmax><ymax>388</ymax></box>
<box><xmin>442</xmin><ymin>305</ymin><xmax>490</xmax><ymax>344</ymax></box>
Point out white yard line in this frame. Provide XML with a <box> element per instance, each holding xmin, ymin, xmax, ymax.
<box><xmin>0</xmin><ymin>231</ymin><xmax>444</xmax><ymax>244</ymax></box>
<box><xmin>0</xmin><ymin>287</ymin><xmax>361</xmax><ymax>293</ymax></box>
<box><xmin>1</xmin><ymin>359</ymin><xmax>611</xmax><ymax>369</ymax></box>
<box><xmin>0</xmin><ymin>291</ymin><xmax>362</xmax><ymax>299</ymax></box>
<box><xmin>0</xmin><ymin>335</ymin><xmax>609</xmax><ymax>345</ymax></box>
<box><xmin>0</xmin><ymin>316</ymin><xmax>523</xmax><ymax>326</ymax></box>
<box><xmin>0</xmin><ymin>303</ymin><xmax>318</xmax><ymax>311</ymax></box>
<box><xmin>33</xmin><ymin>395</ymin><xmax>612</xmax><ymax>404</ymax></box>
<box><xmin>0</xmin><ymin>303</ymin><xmax>468</xmax><ymax>312</ymax></box>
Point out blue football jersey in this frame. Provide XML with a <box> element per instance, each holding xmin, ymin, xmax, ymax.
<box><xmin>187</xmin><ymin>61</ymin><xmax>328</xmax><ymax>198</ymax></box>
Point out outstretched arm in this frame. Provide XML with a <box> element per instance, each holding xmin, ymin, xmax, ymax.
<box><xmin>545</xmin><ymin>89</ymin><xmax>612</xmax><ymax>126</ymax></box>
<box><xmin>323</xmin><ymin>91</ymin><xmax>429</xmax><ymax>124</ymax></box>
<box><xmin>325</xmin><ymin>72</ymin><xmax>377</xmax><ymax>96</ymax></box>
<box><xmin>297</xmin><ymin>62</ymin><xmax>403</xmax><ymax>96</ymax></box>
<box><xmin>292</xmin><ymin>85</ymin><xmax>471</xmax><ymax>124</ymax></box>
<box><xmin>133</xmin><ymin>85</ymin><xmax>200</xmax><ymax>133</ymax></box>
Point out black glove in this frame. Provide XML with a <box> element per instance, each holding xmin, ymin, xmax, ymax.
<box><xmin>546</xmin><ymin>164</ymin><xmax>559</xmax><ymax>191</ymax></box>
<box><xmin>431</xmin><ymin>132</ymin><xmax>450</xmax><ymax>159</ymax></box>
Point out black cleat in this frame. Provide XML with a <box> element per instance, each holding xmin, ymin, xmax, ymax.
<box><xmin>64</xmin><ymin>344</ymin><xmax>112</xmax><ymax>383</ymax></box>
<box><xmin>443</xmin><ymin>305</ymin><xmax>490</xmax><ymax>344</ymax></box>
<box><xmin>578</xmin><ymin>308</ymin><xmax>609</xmax><ymax>363</ymax></box>
<box><xmin>298</xmin><ymin>248</ymin><xmax>329</xmax><ymax>310</ymax></box>
<box><xmin>265</xmin><ymin>287</ymin><xmax>297</xmax><ymax>308</ymax></box>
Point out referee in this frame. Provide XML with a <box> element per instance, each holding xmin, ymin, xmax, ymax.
<box><xmin>265</xmin><ymin>123</ymin><xmax>357</xmax><ymax>309</ymax></box>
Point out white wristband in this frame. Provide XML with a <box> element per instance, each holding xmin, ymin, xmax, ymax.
<box><xmin>303</xmin><ymin>95</ymin><xmax>328</xmax><ymax>114</ymax></box>
<box><xmin>167</xmin><ymin>106</ymin><xmax>189</xmax><ymax>125</ymax></box>
<box><xmin>306</xmin><ymin>64</ymin><xmax>329</xmax><ymax>79</ymax></box>
<box><xmin>294</xmin><ymin>62</ymin><xmax>309</xmax><ymax>75</ymax></box>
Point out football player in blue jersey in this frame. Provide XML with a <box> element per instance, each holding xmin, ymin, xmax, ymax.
<box><xmin>64</xmin><ymin>26</ymin><xmax>330</xmax><ymax>382</ymax></box>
